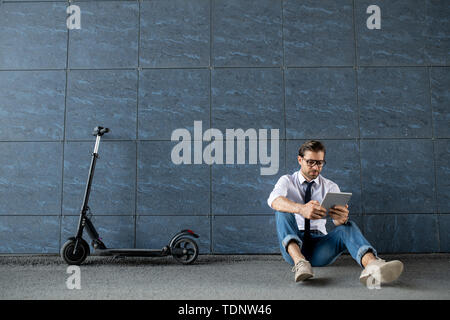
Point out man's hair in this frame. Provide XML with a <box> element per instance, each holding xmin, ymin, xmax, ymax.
<box><xmin>298</xmin><ymin>140</ymin><xmax>326</xmax><ymax>157</ymax></box>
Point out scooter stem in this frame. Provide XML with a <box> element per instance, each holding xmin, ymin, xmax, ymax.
<box><xmin>94</xmin><ymin>135</ymin><xmax>101</xmax><ymax>154</ymax></box>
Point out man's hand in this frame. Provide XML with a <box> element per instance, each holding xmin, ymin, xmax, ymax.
<box><xmin>329</xmin><ymin>204</ymin><xmax>349</xmax><ymax>226</ymax></box>
<box><xmin>299</xmin><ymin>200</ymin><xmax>327</xmax><ymax>220</ymax></box>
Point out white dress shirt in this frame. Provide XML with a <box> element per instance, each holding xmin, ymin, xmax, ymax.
<box><xmin>267</xmin><ymin>170</ymin><xmax>340</xmax><ymax>235</ymax></box>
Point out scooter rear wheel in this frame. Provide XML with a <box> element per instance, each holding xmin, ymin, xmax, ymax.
<box><xmin>61</xmin><ymin>239</ymin><xmax>89</xmax><ymax>265</ymax></box>
<box><xmin>172</xmin><ymin>237</ymin><xmax>198</xmax><ymax>265</ymax></box>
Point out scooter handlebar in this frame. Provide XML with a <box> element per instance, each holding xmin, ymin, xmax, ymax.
<box><xmin>92</xmin><ymin>126</ymin><xmax>110</xmax><ymax>136</ymax></box>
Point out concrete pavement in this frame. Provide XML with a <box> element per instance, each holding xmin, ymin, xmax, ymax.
<box><xmin>0</xmin><ymin>253</ymin><xmax>449</xmax><ymax>300</ymax></box>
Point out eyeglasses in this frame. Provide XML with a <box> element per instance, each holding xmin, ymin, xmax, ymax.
<box><xmin>302</xmin><ymin>158</ymin><xmax>326</xmax><ymax>167</ymax></box>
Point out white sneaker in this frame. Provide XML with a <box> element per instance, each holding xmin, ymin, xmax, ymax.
<box><xmin>292</xmin><ymin>258</ymin><xmax>314</xmax><ymax>282</ymax></box>
<box><xmin>360</xmin><ymin>258</ymin><xmax>403</xmax><ymax>287</ymax></box>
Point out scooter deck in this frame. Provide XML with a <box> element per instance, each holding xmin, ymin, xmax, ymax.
<box><xmin>96</xmin><ymin>248</ymin><xmax>168</xmax><ymax>257</ymax></box>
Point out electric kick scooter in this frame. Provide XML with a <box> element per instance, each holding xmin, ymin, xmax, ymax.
<box><xmin>61</xmin><ymin>126</ymin><xmax>199</xmax><ymax>265</ymax></box>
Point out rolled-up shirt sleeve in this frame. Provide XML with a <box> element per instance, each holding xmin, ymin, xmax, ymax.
<box><xmin>329</xmin><ymin>183</ymin><xmax>340</xmax><ymax>193</ymax></box>
<box><xmin>267</xmin><ymin>175</ymin><xmax>289</xmax><ymax>209</ymax></box>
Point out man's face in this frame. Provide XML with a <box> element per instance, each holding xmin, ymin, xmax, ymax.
<box><xmin>298</xmin><ymin>150</ymin><xmax>325</xmax><ymax>181</ymax></box>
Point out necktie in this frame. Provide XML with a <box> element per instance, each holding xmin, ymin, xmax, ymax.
<box><xmin>304</xmin><ymin>181</ymin><xmax>314</xmax><ymax>240</ymax></box>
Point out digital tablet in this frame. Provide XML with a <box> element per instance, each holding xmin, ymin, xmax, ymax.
<box><xmin>320</xmin><ymin>192</ymin><xmax>352</xmax><ymax>211</ymax></box>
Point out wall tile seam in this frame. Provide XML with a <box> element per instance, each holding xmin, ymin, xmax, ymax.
<box><xmin>2</xmin><ymin>66</ymin><xmax>450</xmax><ymax>72</ymax></box>
<box><xmin>59</xmin><ymin>214</ymin><xmax>212</xmax><ymax>216</ymax></box>
<box><xmin>2</xmin><ymin>0</ymin><xmax>70</xmax><ymax>3</ymax></box>
<box><xmin>208</xmin><ymin>0</ymin><xmax>214</xmax><ymax>254</ymax></box>
<box><xmin>2</xmin><ymin>138</ymin><xmax>449</xmax><ymax>143</ymax></box>
<box><xmin>7</xmin><ymin>213</ymin><xmax>449</xmax><ymax>217</ymax></box>
<box><xmin>363</xmin><ymin>213</ymin><xmax>442</xmax><ymax>216</ymax></box>
<box><xmin>132</xmin><ymin>0</ymin><xmax>142</xmax><ymax>249</ymax></box>
<box><xmin>280</xmin><ymin>0</ymin><xmax>288</xmax><ymax>211</ymax></box>
<box><xmin>1</xmin><ymin>0</ymin><xmax>171</xmax><ymax>2</ymax></box>
<box><xmin>353</xmin><ymin>0</ymin><xmax>364</xmax><ymax>226</ymax></box>
<box><xmin>57</xmin><ymin>0</ymin><xmax>70</xmax><ymax>251</ymax></box>
<box><xmin>428</xmin><ymin>66</ymin><xmax>441</xmax><ymax>251</ymax></box>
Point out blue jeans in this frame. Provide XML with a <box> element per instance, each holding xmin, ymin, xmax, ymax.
<box><xmin>275</xmin><ymin>211</ymin><xmax>378</xmax><ymax>268</ymax></box>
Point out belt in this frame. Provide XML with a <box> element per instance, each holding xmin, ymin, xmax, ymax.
<box><xmin>301</xmin><ymin>229</ymin><xmax>323</xmax><ymax>235</ymax></box>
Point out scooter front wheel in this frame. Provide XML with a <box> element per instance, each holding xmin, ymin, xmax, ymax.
<box><xmin>172</xmin><ymin>237</ymin><xmax>198</xmax><ymax>265</ymax></box>
<box><xmin>61</xmin><ymin>239</ymin><xmax>89</xmax><ymax>265</ymax></box>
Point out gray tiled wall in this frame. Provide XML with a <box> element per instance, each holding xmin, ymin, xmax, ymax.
<box><xmin>0</xmin><ymin>0</ymin><xmax>448</xmax><ymax>254</ymax></box>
